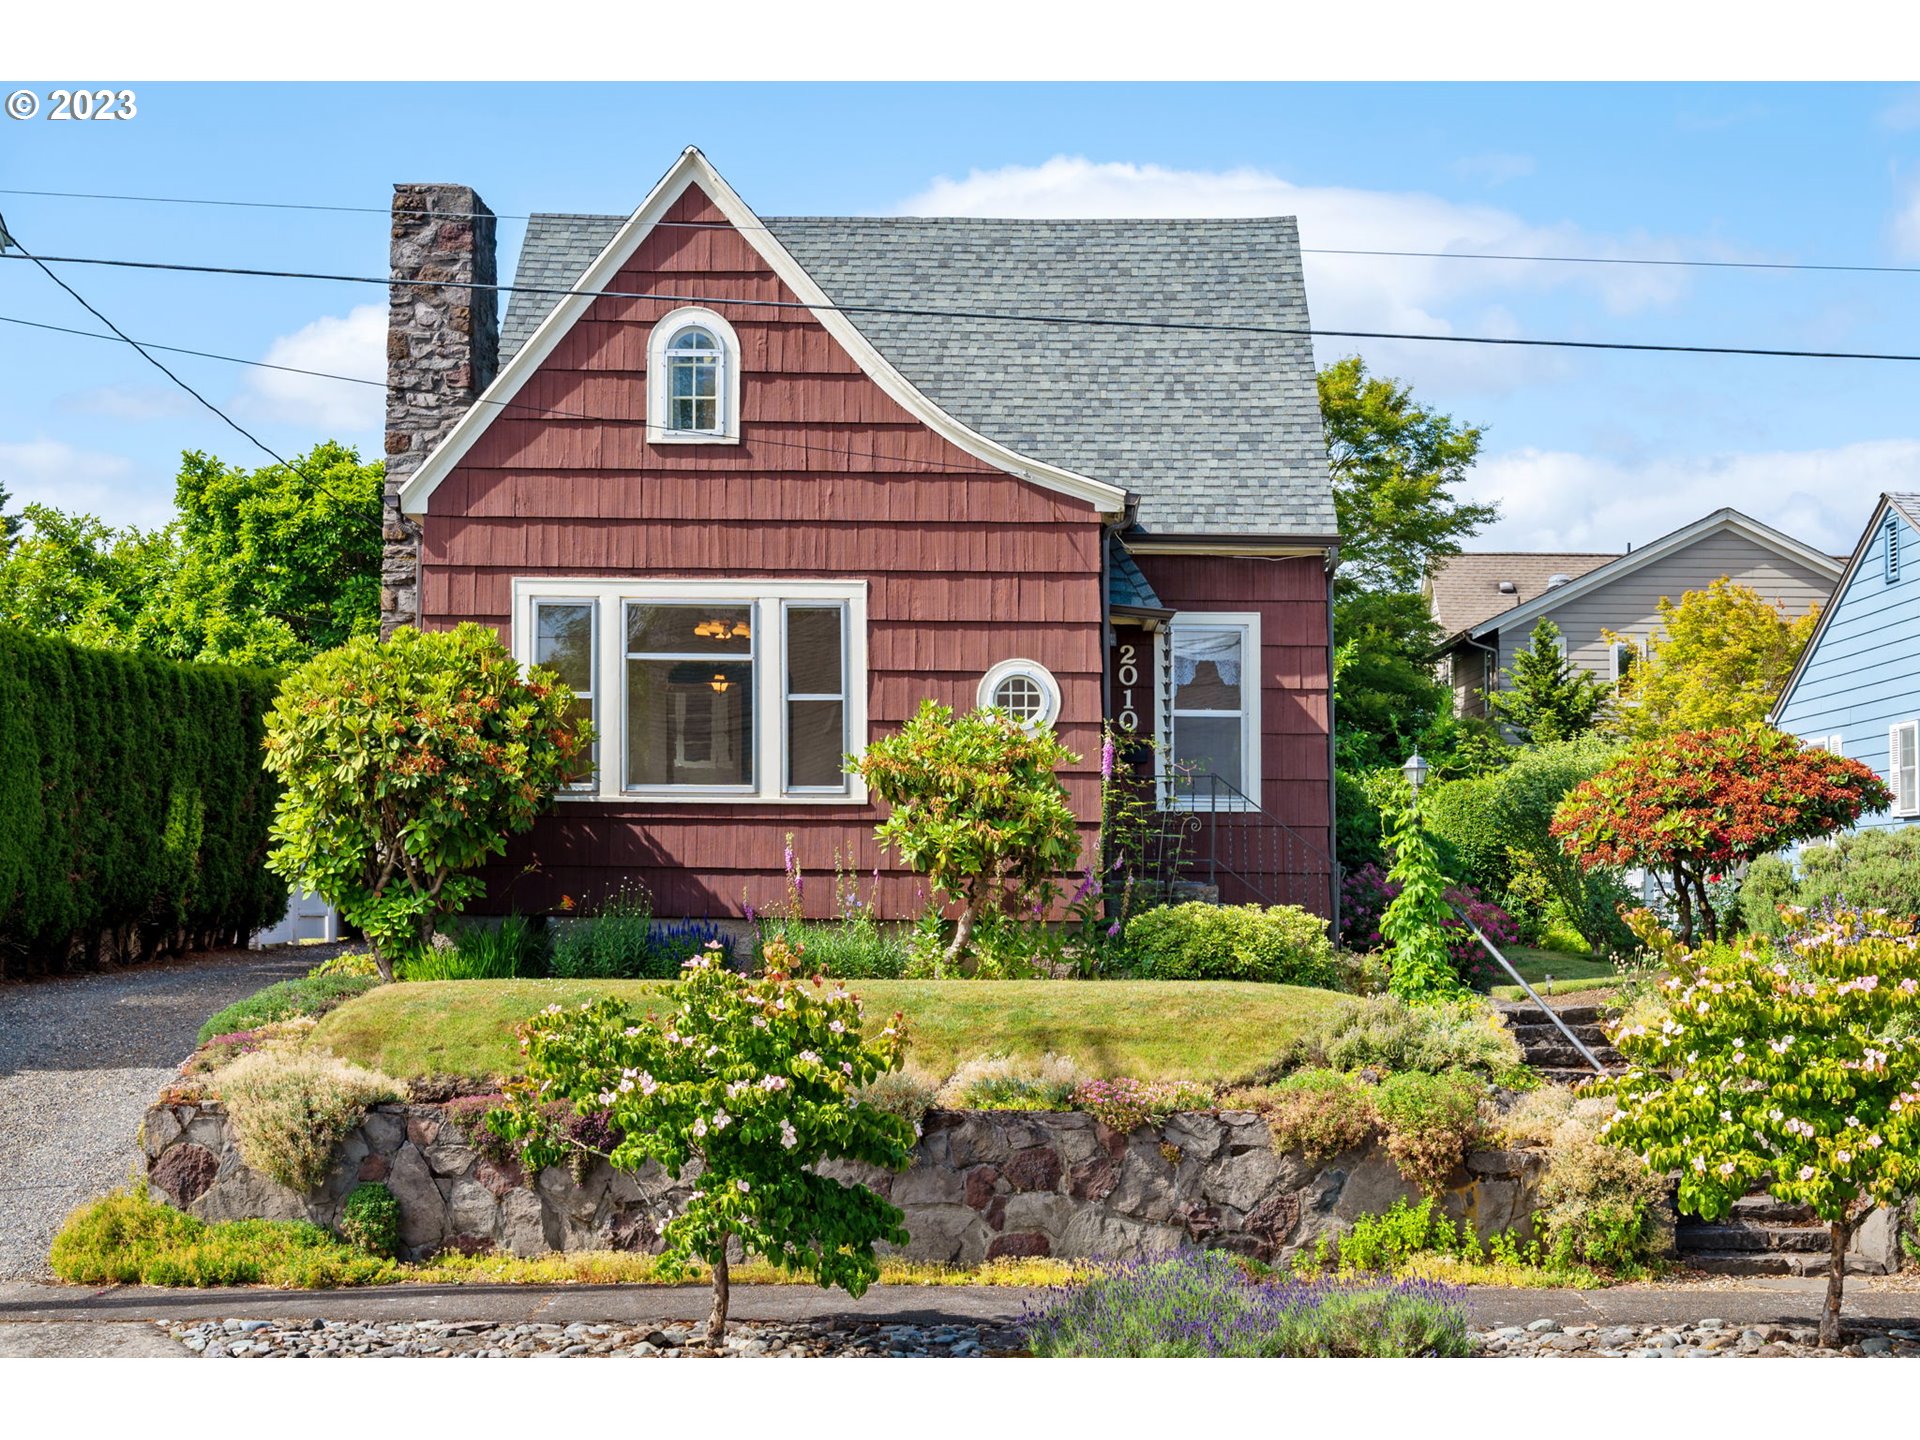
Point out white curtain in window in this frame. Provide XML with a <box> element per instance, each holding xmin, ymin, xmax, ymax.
<box><xmin>1171</xmin><ymin>628</ymin><xmax>1242</xmax><ymax>687</ymax></box>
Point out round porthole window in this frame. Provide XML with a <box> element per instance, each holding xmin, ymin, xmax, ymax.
<box><xmin>978</xmin><ymin>659</ymin><xmax>1060</xmax><ymax>728</ymax></box>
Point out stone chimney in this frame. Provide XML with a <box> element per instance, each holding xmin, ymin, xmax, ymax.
<box><xmin>382</xmin><ymin>184</ymin><xmax>498</xmax><ymax>636</ymax></box>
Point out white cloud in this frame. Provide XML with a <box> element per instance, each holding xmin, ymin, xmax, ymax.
<box><xmin>1463</xmin><ymin>439</ymin><xmax>1920</xmax><ymax>555</ymax></box>
<box><xmin>0</xmin><ymin>438</ymin><xmax>172</xmax><ymax>529</ymax></box>
<box><xmin>1880</xmin><ymin>87</ymin><xmax>1920</xmax><ymax>131</ymax></box>
<box><xmin>235</xmin><ymin>304</ymin><xmax>385</xmax><ymax>433</ymax></box>
<box><xmin>1892</xmin><ymin>180</ymin><xmax>1920</xmax><ymax>261</ymax></box>
<box><xmin>895</xmin><ymin>156</ymin><xmax>1713</xmax><ymax>391</ymax></box>
<box><xmin>1452</xmin><ymin>152</ymin><xmax>1536</xmax><ymax>188</ymax></box>
<box><xmin>57</xmin><ymin>384</ymin><xmax>195</xmax><ymax>421</ymax></box>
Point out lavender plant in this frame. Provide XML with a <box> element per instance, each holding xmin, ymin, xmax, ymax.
<box><xmin>1021</xmin><ymin>1250</ymin><xmax>1472</xmax><ymax>1357</ymax></box>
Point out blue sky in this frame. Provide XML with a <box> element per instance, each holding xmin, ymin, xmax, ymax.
<box><xmin>6</xmin><ymin>81</ymin><xmax>1920</xmax><ymax>554</ymax></box>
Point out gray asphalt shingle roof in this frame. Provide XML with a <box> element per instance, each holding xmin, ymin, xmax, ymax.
<box><xmin>498</xmin><ymin>212</ymin><xmax>1334</xmax><ymax>538</ymax></box>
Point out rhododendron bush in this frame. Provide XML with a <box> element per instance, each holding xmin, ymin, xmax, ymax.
<box><xmin>1550</xmin><ymin>724</ymin><xmax>1890</xmax><ymax>943</ymax></box>
<box><xmin>1598</xmin><ymin>908</ymin><xmax>1920</xmax><ymax>1347</ymax></box>
<box><xmin>491</xmin><ymin>939</ymin><xmax>915</xmax><ymax>1340</ymax></box>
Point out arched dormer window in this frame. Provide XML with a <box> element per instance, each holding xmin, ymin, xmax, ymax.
<box><xmin>647</xmin><ymin>306</ymin><xmax>741</xmax><ymax>444</ymax></box>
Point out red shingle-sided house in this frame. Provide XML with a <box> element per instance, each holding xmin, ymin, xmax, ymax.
<box><xmin>381</xmin><ymin>148</ymin><xmax>1338</xmax><ymax>922</ymax></box>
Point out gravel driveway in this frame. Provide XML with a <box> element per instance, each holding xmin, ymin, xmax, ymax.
<box><xmin>0</xmin><ymin>946</ymin><xmax>330</xmax><ymax>1279</ymax></box>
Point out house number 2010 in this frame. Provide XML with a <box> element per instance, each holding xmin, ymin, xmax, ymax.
<box><xmin>1115</xmin><ymin>642</ymin><xmax>1141</xmax><ymax>733</ymax></box>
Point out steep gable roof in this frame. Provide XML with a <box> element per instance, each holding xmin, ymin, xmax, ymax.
<box><xmin>398</xmin><ymin>149</ymin><xmax>1130</xmax><ymax>519</ymax></box>
<box><xmin>496</xmin><ymin>182</ymin><xmax>1334</xmax><ymax>539</ymax></box>
<box><xmin>1427</xmin><ymin>550</ymin><xmax>1618</xmax><ymax>639</ymax></box>
<box><xmin>1462</xmin><ymin>508</ymin><xmax>1843</xmax><ymax>641</ymax></box>
<box><xmin>1770</xmin><ymin>493</ymin><xmax>1920</xmax><ymax>722</ymax></box>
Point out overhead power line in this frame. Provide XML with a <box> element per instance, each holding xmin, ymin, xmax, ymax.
<box><xmin>0</xmin><ymin>220</ymin><xmax>355</xmax><ymax>503</ymax></box>
<box><xmin>5</xmin><ymin>183</ymin><xmax>1918</xmax><ymax>277</ymax></box>
<box><xmin>5</xmin><ymin>248</ymin><xmax>1920</xmax><ymax>363</ymax></box>
<box><xmin>0</xmin><ymin>312</ymin><xmax>1012</xmax><ymax>478</ymax></box>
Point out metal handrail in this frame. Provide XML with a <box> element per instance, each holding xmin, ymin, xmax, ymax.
<box><xmin>1448</xmin><ymin>902</ymin><xmax>1608</xmax><ymax>1077</ymax></box>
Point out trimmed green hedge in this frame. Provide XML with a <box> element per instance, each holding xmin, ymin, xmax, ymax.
<box><xmin>0</xmin><ymin>628</ymin><xmax>286</xmax><ymax>973</ymax></box>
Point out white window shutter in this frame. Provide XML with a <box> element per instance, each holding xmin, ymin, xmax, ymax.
<box><xmin>1893</xmin><ymin>723</ymin><xmax>1920</xmax><ymax>816</ymax></box>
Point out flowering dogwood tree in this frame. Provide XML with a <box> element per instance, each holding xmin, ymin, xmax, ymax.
<box><xmin>1551</xmin><ymin>725</ymin><xmax>1890</xmax><ymax>943</ymax></box>
<box><xmin>1599</xmin><ymin>909</ymin><xmax>1920</xmax><ymax>1347</ymax></box>
<box><xmin>491</xmin><ymin>939</ymin><xmax>915</xmax><ymax>1340</ymax></box>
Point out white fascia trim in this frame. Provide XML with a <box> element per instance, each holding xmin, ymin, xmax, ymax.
<box><xmin>1124</xmin><ymin>538</ymin><xmax>1336</xmax><ymax>558</ymax></box>
<box><xmin>510</xmin><ymin>575</ymin><xmax>869</xmax><ymax>806</ymax></box>
<box><xmin>399</xmin><ymin>146</ymin><xmax>1128</xmax><ymax>519</ymax></box>
<box><xmin>646</xmin><ymin>306</ymin><xmax>742</xmax><ymax>445</ymax></box>
<box><xmin>1153</xmin><ymin>610</ymin><xmax>1263</xmax><ymax>812</ymax></box>
<box><xmin>1470</xmin><ymin>507</ymin><xmax>1846</xmax><ymax>643</ymax></box>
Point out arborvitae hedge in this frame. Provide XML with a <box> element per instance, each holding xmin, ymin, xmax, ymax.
<box><xmin>0</xmin><ymin>628</ymin><xmax>286</xmax><ymax>974</ymax></box>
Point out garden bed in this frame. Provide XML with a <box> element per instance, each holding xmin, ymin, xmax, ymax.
<box><xmin>306</xmin><ymin>979</ymin><xmax>1351</xmax><ymax>1083</ymax></box>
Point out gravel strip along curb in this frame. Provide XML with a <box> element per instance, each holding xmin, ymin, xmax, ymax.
<box><xmin>1475</xmin><ymin>1317</ymin><xmax>1920</xmax><ymax>1358</ymax></box>
<box><xmin>0</xmin><ymin>944</ymin><xmax>337</xmax><ymax>1280</ymax></box>
<box><xmin>164</xmin><ymin>1316</ymin><xmax>1026</xmax><ymax>1358</ymax></box>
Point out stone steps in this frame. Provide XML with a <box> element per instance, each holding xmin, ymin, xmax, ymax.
<box><xmin>1675</xmin><ymin>1221</ymin><xmax>1830</xmax><ymax>1254</ymax></box>
<box><xmin>1493</xmin><ymin>1000</ymin><xmax>1623</xmax><ymax>1082</ymax></box>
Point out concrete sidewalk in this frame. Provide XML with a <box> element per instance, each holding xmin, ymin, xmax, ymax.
<box><xmin>5</xmin><ymin>1276</ymin><xmax>1920</xmax><ymax>1342</ymax></box>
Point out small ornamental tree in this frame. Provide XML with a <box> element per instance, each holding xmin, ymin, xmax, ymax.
<box><xmin>851</xmin><ymin>699</ymin><xmax>1081</xmax><ymax>967</ymax></box>
<box><xmin>1550</xmin><ymin>725</ymin><xmax>1891</xmax><ymax>944</ymax></box>
<box><xmin>1604</xmin><ymin>577</ymin><xmax>1821</xmax><ymax>741</ymax></box>
<box><xmin>1488</xmin><ymin>619</ymin><xmax>1610</xmax><ymax>744</ymax></box>
<box><xmin>1379</xmin><ymin>799</ymin><xmax>1472</xmax><ymax>1004</ymax></box>
<box><xmin>492</xmin><ymin>939</ymin><xmax>916</xmax><ymax>1341</ymax></box>
<box><xmin>262</xmin><ymin>623</ymin><xmax>590</xmax><ymax>980</ymax></box>
<box><xmin>1599</xmin><ymin>909</ymin><xmax>1920</xmax><ymax>1347</ymax></box>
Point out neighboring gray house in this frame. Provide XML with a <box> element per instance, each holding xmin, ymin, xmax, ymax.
<box><xmin>1426</xmin><ymin>508</ymin><xmax>1843</xmax><ymax>719</ymax></box>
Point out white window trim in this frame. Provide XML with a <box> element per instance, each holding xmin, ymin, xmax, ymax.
<box><xmin>511</xmin><ymin>578</ymin><xmax>867</xmax><ymax>804</ymax></box>
<box><xmin>1155</xmin><ymin>611</ymin><xmax>1262</xmax><ymax>812</ymax></box>
<box><xmin>1608</xmin><ymin>638</ymin><xmax>1641</xmax><ymax>683</ymax></box>
<box><xmin>529</xmin><ymin>595</ymin><xmax>600</xmax><ymax>792</ymax></box>
<box><xmin>1892</xmin><ymin>720</ymin><xmax>1920</xmax><ymax>818</ymax></box>
<box><xmin>646</xmin><ymin>306</ymin><xmax>742</xmax><ymax>445</ymax></box>
<box><xmin>977</xmin><ymin>658</ymin><xmax>1062</xmax><ymax>730</ymax></box>
<box><xmin>781</xmin><ymin>598</ymin><xmax>854</xmax><ymax>795</ymax></box>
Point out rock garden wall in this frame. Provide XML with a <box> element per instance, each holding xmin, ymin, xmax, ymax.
<box><xmin>141</xmin><ymin>1100</ymin><xmax>1547</xmax><ymax>1265</ymax></box>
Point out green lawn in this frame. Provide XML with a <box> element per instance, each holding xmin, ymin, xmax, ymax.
<box><xmin>308</xmin><ymin>979</ymin><xmax>1351</xmax><ymax>1084</ymax></box>
<box><xmin>1488</xmin><ymin>945</ymin><xmax>1623</xmax><ymax>1001</ymax></box>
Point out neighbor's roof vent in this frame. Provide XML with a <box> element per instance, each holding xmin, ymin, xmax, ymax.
<box><xmin>1545</xmin><ymin>573</ymin><xmax>1573</xmax><ymax>590</ymax></box>
<box><xmin>1497</xmin><ymin>580</ymin><xmax>1518</xmax><ymax>594</ymax></box>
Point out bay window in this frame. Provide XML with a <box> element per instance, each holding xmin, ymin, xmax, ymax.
<box><xmin>1158</xmin><ymin>612</ymin><xmax>1262</xmax><ymax>809</ymax></box>
<box><xmin>513</xmin><ymin>579</ymin><xmax>866</xmax><ymax>803</ymax></box>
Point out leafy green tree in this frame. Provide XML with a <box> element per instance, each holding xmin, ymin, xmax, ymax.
<box><xmin>141</xmin><ymin>443</ymin><xmax>384</xmax><ymax>666</ymax></box>
<box><xmin>261</xmin><ymin>624</ymin><xmax>591</xmax><ymax>980</ymax></box>
<box><xmin>1320</xmin><ymin>356</ymin><xmax>1498</xmax><ymax>593</ymax></box>
<box><xmin>1488</xmin><ymin>619</ymin><xmax>1609</xmax><ymax>743</ymax></box>
<box><xmin>1332</xmin><ymin>589</ymin><xmax>1450</xmax><ymax>771</ymax></box>
<box><xmin>0</xmin><ymin>480</ymin><xmax>20</xmax><ymax>548</ymax></box>
<box><xmin>494</xmin><ymin>937</ymin><xmax>915</xmax><ymax>1341</ymax></box>
<box><xmin>1319</xmin><ymin>359</ymin><xmax>1496</xmax><ymax>770</ymax></box>
<box><xmin>1600</xmin><ymin>909</ymin><xmax>1920</xmax><ymax>1347</ymax></box>
<box><xmin>0</xmin><ymin>443</ymin><xmax>382</xmax><ymax>667</ymax></box>
<box><xmin>1605</xmin><ymin>578</ymin><xmax>1820</xmax><ymax>741</ymax></box>
<box><xmin>851</xmin><ymin>700</ymin><xmax>1081</xmax><ymax>969</ymax></box>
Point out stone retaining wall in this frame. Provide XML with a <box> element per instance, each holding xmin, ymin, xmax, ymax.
<box><xmin>141</xmin><ymin>1100</ymin><xmax>1547</xmax><ymax>1265</ymax></box>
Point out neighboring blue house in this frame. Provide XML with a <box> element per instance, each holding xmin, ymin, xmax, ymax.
<box><xmin>1771</xmin><ymin>493</ymin><xmax>1920</xmax><ymax>829</ymax></box>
